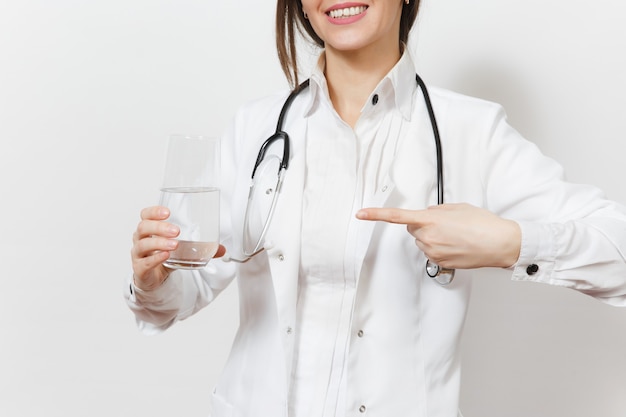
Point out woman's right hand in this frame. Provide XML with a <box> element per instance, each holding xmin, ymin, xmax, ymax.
<box><xmin>130</xmin><ymin>206</ymin><xmax>180</xmax><ymax>291</ymax></box>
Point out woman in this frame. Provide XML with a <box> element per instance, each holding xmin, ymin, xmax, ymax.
<box><xmin>127</xmin><ymin>1</ymin><xmax>626</xmax><ymax>416</ymax></box>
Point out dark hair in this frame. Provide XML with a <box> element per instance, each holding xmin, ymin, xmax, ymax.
<box><xmin>275</xmin><ymin>1</ymin><xmax>421</xmax><ymax>88</ymax></box>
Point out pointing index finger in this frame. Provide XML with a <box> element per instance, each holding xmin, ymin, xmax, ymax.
<box><xmin>356</xmin><ymin>207</ymin><xmax>427</xmax><ymax>225</ymax></box>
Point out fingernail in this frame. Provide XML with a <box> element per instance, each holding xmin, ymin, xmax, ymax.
<box><xmin>160</xmin><ymin>207</ymin><xmax>170</xmax><ymax>218</ymax></box>
<box><xmin>356</xmin><ymin>209</ymin><xmax>367</xmax><ymax>219</ymax></box>
<box><xmin>168</xmin><ymin>225</ymin><xmax>179</xmax><ymax>235</ymax></box>
<box><xmin>166</xmin><ymin>240</ymin><xmax>178</xmax><ymax>249</ymax></box>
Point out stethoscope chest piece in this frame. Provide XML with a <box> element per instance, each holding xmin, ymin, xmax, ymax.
<box><xmin>425</xmin><ymin>259</ymin><xmax>456</xmax><ymax>286</ymax></box>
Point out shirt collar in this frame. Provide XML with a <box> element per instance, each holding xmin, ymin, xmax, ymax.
<box><xmin>303</xmin><ymin>54</ymin><xmax>329</xmax><ymax>118</ymax></box>
<box><xmin>303</xmin><ymin>50</ymin><xmax>417</xmax><ymax>121</ymax></box>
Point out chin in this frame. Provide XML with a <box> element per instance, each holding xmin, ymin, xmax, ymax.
<box><xmin>324</xmin><ymin>37</ymin><xmax>372</xmax><ymax>53</ymax></box>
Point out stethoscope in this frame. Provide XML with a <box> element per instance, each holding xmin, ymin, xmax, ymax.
<box><xmin>226</xmin><ymin>74</ymin><xmax>456</xmax><ymax>286</ymax></box>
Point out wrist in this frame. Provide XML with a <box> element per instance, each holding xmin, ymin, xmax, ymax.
<box><xmin>499</xmin><ymin>219</ymin><xmax>521</xmax><ymax>268</ymax></box>
<box><xmin>132</xmin><ymin>273</ymin><xmax>169</xmax><ymax>292</ymax></box>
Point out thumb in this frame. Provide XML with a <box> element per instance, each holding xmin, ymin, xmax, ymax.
<box><xmin>214</xmin><ymin>244</ymin><xmax>227</xmax><ymax>258</ymax></box>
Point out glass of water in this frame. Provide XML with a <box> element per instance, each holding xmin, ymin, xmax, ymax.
<box><xmin>159</xmin><ymin>135</ymin><xmax>220</xmax><ymax>269</ymax></box>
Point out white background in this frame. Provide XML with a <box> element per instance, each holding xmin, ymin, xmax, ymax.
<box><xmin>1</xmin><ymin>1</ymin><xmax>625</xmax><ymax>416</ymax></box>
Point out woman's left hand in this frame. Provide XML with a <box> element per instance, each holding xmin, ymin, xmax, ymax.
<box><xmin>356</xmin><ymin>203</ymin><xmax>521</xmax><ymax>270</ymax></box>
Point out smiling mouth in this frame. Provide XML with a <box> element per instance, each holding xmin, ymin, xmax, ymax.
<box><xmin>327</xmin><ymin>5</ymin><xmax>368</xmax><ymax>19</ymax></box>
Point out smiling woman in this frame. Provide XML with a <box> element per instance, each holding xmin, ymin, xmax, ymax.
<box><xmin>124</xmin><ymin>1</ymin><xmax>626</xmax><ymax>417</ymax></box>
<box><xmin>276</xmin><ymin>0</ymin><xmax>419</xmax><ymax>86</ymax></box>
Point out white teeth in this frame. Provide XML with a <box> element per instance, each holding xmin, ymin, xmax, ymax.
<box><xmin>328</xmin><ymin>6</ymin><xmax>367</xmax><ymax>19</ymax></box>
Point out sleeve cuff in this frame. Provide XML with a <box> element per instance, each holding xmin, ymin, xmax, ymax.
<box><xmin>126</xmin><ymin>271</ymin><xmax>182</xmax><ymax>305</ymax></box>
<box><xmin>510</xmin><ymin>221</ymin><xmax>557</xmax><ymax>282</ymax></box>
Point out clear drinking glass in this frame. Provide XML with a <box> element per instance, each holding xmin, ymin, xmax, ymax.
<box><xmin>159</xmin><ymin>135</ymin><xmax>220</xmax><ymax>269</ymax></box>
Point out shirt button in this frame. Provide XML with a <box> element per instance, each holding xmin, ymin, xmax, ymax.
<box><xmin>357</xmin><ymin>330</ymin><xmax>364</xmax><ymax>337</ymax></box>
<box><xmin>371</xmin><ymin>94</ymin><xmax>379</xmax><ymax>105</ymax></box>
<box><xmin>286</xmin><ymin>327</ymin><xmax>293</xmax><ymax>335</ymax></box>
<box><xmin>278</xmin><ymin>254</ymin><xmax>285</xmax><ymax>261</ymax></box>
<box><xmin>381</xmin><ymin>185</ymin><xmax>388</xmax><ymax>192</ymax></box>
<box><xmin>526</xmin><ymin>264</ymin><xmax>539</xmax><ymax>275</ymax></box>
<box><xmin>359</xmin><ymin>405</ymin><xmax>367</xmax><ymax>413</ymax></box>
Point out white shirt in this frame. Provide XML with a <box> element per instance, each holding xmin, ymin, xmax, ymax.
<box><xmin>291</xmin><ymin>53</ymin><xmax>413</xmax><ymax>417</ymax></box>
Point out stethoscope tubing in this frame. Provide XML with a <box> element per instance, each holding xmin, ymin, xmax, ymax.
<box><xmin>230</xmin><ymin>75</ymin><xmax>456</xmax><ymax>284</ymax></box>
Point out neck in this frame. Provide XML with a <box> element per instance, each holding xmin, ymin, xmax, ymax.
<box><xmin>324</xmin><ymin>45</ymin><xmax>401</xmax><ymax>127</ymax></box>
